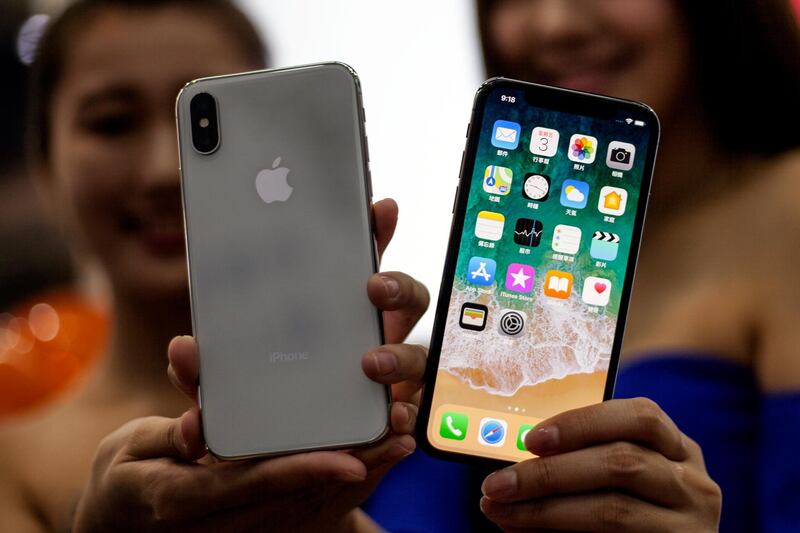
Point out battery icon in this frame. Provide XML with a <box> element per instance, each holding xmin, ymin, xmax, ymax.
<box><xmin>634</xmin><ymin>120</ymin><xmax>645</xmax><ymax>127</ymax></box>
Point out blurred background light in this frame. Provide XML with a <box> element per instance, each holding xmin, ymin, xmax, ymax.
<box><xmin>16</xmin><ymin>13</ymin><xmax>49</xmax><ymax>65</ymax></box>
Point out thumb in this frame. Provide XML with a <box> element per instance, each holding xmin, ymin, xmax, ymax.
<box><xmin>121</xmin><ymin>408</ymin><xmax>206</xmax><ymax>461</ymax></box>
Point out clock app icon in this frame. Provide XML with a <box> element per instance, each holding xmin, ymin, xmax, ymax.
<box><xmin>522</xmin><ymin>173</ymin><xmax>550</xmax><ymax>201</ymax></box>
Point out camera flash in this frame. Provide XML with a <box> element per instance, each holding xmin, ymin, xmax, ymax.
<box><xmin>199</xmin><ymin>117</ymin><xmax>210</xmax><ymax>128</ymax></box>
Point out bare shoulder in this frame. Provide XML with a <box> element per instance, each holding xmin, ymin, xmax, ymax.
<box><xmin>737</xmin><ymin>150</ymin><xmax>800</xmax><ymax>390</ymax></box>
<box><xmin>745</xmin><ymin>150</ymin><xmax>800</xmax><ymax>227</ymax></box>
<box><xmin>0</xmin><ymin>385</ymin><xmax>146</xmax><ymax>530</ymax></box>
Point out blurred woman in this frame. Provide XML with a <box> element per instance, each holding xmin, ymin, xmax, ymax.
<box><xmin>475</xmin><ymin>1</ymin><xmax>799</xmax><ymax>531</ymax></box>
<box><xmin>0</xmin><ymin>1</ymin><xmax>432</xmax><ymax>530</ymax></box>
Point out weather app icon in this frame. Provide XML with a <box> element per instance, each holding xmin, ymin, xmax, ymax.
<box><xmin>560</xmin><ymin>179</ymin><xmax>590</xmax><ymax>209</ymax></box>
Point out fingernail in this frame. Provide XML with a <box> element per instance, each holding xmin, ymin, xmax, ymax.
<box><xmin>384</xmin><ymin>441</ymin><xmax>416</xmax><ymax>462</ymax></box>
<box><xmin>480</xmin><ymin>496</ymin><xmax>510</xmax><ymax>517</ymax></box>
<box><xmin>526</xmin><ymin>425</ymin><xmax>559</xmax><ymax>453</ymax></box>
<box><xmin>337</xmin><ymin>469</ymin><xmax>367</xmax><ymax>482</ymax></box>
<box><xmin>482</xmin><ymin>469</ymin><xmax>517</xmax><ymax>499</ymax></box>
<box><xmin>372</xmin><ymin>351</ymin><xmax>398</xmax><ymax>376</ymax></box>
<box><xmin>394</xmin><ymin>403</ymin><xmax>410</xmax><ymax>427</ymax></box>
<box><xmin>380</xmin><ymin>275</ymin><xmax>400</xmax><ymax>299</ymax></box>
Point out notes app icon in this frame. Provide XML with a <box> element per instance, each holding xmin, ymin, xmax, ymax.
<box><xmin>475</xmin><ymin>211</ymin><xmax>505</xmax><ymax>241</ymax></box>
<box><xmin>544</xmin><ymin>270</ymin><xmax>573</xmax><ymax>299</ymax></box>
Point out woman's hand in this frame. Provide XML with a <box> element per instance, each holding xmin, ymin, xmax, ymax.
<box><xmin>73</xmin><ymin>199</ymin><xmax>431</xmax><ymax>532</ymax></box>
<box><xmin>480</xmin><ymin>398</ymin><xmax>722</xmax><ymax>532</ymax></box>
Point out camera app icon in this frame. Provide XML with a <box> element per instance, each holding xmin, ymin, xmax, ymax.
<box><xmin>606</xmin><ymin>141</ymin><xmax>636</xmax><ymax>171</ymax></box>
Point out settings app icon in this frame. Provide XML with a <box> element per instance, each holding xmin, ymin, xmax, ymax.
<box><xmin>499</xmin><ymin>309</ymin><xmax>526</xmax><ymax>336</ymax></box>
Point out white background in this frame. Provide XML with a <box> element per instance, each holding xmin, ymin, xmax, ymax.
<box><xmin>239</xmin><ymin>1</ymin><xmax>484</xmax><ymax>342</ymax></box>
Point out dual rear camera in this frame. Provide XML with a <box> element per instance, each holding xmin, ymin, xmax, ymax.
<box><xmin>189</xmin><ymin>92</ymin><xmax>220</xmax><ymax>154</ymax></box>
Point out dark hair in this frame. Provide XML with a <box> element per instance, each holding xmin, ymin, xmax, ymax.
<box><xmin>0</xmin><ymin>0</ymin><xmax>30</xmax><ymax>174</ymax></box>
<box><xmin>476</xmin><ymin>0</ymin><xmax>800</xmax><ymax>155</ymax></box>
<box><xmin>27</xmin><ymin>0</ymin><xmax>268</xmax><ymax>163</ymax></box>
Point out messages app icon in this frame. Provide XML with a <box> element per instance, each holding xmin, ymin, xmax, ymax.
<box><xmin>491</xmin><ymin>120</ymin><xmax>521</xmax><ymax>150</ymax></box>
<box><xmin>440</xmin><ymin>412</ymin><xmax>468</xmax><ymax>441</ymax></box>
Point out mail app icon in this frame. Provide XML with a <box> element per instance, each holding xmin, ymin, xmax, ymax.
<box><xmin>491</xmin><ymin>120</ymin><xmax>521</xmax><ymax>150</ymax></box>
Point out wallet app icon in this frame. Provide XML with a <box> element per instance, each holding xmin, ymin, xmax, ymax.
<box><xmin>491</xmin><ymin>120</ymin><xmax>521</xmax><ymax>150</ymax></box>
<box><xmin>460</xmin><ymin>303</ymin><xmax>488</xmax><ymax>331</ymax></box>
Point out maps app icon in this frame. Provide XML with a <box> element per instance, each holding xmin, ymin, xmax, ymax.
<box><xmin>483</xmin><ymin>165</ymin><xmax>513</xmax><ymax>195</ymax></box>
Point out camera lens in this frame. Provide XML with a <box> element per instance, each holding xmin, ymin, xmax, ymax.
<box><xmin>612</xmin><ymin>148</ymin><xmax>630</xmax><ymax>163</ymax></box>
<box><xmin>189</xmin><ymin>92</ymin><xmax>219</xmax><ymax>154</ymax></box>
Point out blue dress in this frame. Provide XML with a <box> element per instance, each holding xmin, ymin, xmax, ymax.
<box><xmin>363</xmin><ymin>356</ymin><xmax>800</xmax><ymax>532</ymax></box>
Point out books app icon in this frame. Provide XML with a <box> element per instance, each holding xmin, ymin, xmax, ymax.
<box><xmin>544</xmin><ymin>270</ymin><xmax>573</xmax><ymax>299</ymax></box>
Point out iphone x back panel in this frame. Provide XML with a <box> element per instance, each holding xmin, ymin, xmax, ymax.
<box><xmin>176</xmin><ymin>63</ymin><xmax>388</xmax><ymax>459</ymax></box>
<box><xmin>418</xmin><ymin>78</ymin><xmax>659</xmax><ymax>464</ymax></box>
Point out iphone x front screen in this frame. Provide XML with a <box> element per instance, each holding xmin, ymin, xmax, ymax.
<box><xmin>426</xmin><ymin>81</ymin><xmax>657</xmax><ymax>463</ymax></box>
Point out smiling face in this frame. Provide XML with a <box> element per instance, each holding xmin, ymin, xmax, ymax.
<box><xmin>41</xmin><ymin>5</ymin><xmax>259</xmax><ymax>301</ymax></box>
<box><xmin>486</xmin><ymin>0</ymin><xmax>692</xmax><ymax>118</ymax></box>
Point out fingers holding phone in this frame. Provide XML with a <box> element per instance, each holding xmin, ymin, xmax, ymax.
<box><xmin>479</xmin><ymin>399</ymin><xmax>722</xmax><ymax>532</ymax></box>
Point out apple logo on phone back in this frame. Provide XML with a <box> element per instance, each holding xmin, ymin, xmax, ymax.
<box><xmin>255</xmin><ymin>157</ymin><xmax>293</xmax><ymax>203</ymax></box>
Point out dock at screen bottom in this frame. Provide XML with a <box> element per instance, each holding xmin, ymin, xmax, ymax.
<box><xmin>430</xmin><ymin>404</ymin><xmax>543</xmax><ymax>462</ymax></box>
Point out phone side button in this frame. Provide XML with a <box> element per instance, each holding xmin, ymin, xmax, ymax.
<box><xmin>364</xmin><ymin>136</ymin><xmax>371</xmax><ymax>162</ymax></box>
<box><xmin>451</xmin><ymin>186</ymin><xmax>459</xmax><ymax>213</ymax></box>
<box><xmin>367</xmin><ymin>167</ymin><xmax>374</xmax><ymax>198</ymax></box>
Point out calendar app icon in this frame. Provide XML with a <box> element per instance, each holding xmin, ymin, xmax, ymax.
<box><xmin>530</xmin><ymin>127</ymin><xmax>560</xmax><ymax>157</ymax></box>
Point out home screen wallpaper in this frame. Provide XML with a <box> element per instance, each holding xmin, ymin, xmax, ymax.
<box><xmin>429</xmin><ymin>87</ymin><xmax>654</xmax><ymax>462</ymax></box>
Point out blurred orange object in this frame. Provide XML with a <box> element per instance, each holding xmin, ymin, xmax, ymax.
<box><xmin>0</xmin><ymin>291</ymin><xmax>108</xmax><ymax>420</ymax></box>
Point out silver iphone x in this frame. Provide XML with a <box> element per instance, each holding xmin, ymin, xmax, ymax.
<box><xmin>176</xmin><ymin>63</ymin><xmax>389</xmax><ymax>459</ymax></box>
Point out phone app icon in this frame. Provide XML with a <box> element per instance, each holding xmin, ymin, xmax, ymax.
<box><xmin>529</xmin><ymin>126</ymin><xmax>560</xmax><ymax>156</ymax></box>
<box><xmin>478</xmin><ymin>418</ymin><xmax>508</xmax><ymax>447</ymax></box>
<box><xmin>440</xmin><ymin>412</ymin><xmax>469</xmax><ymax>441</ymax></box>
<box><xmin>552</xmin><ymin>224</ymin><xmax>582</xmax><ymax>255</ymax></box>
<box><xmin>514</xmin><ymin>218</ymin><xmax>543</xmax><ymax>247</ymax></box>
<box><xmin>483</xmin><ymin>165</ymin><xmax>513</xmax><ymax>196</ymax></box>
<box><xmin>498</xmin><ymin>309</ymin><xmax>526</xmax><ymax>336</ymax></box>
<box><xmin>505</xmin><ymin>263</ymin><xmax>535</xmax><ymax>293</ymax></box>
<box><xmin>606</xmin><ymin>141</ymin><xmax>636</xmax><ymax>171</ymax></box>
<box><xmin>522</xmin><ymin>173</ymin><xmax>550</xmax><ymax>201</ymax></box>
<box><xmin>475</xmin><ymin>211</ymin><xmax>505</xmax><ymax>241</ymax></box>
<box><xmin>517</xmin><ymin>424</ymin><xmax>536</xmax><ymax>451</ymax></box>
<box><xmin>460</xmin><ymin>302</ymin><xmax>488</xmax><ymax>331</ymax></box>
<box><xmin>467</xmin><ymin>256</ymin><xmax>496</xmax><ymax>286</ymax></box>
<box><xmin>491</xmin><ymin>120</ymin><xmax>521</xmax><ymax>150</ymax></box>
<box><xmin>582</xmin><ymin>277</ymin><xmax>612</xmax><ymax>306</ymax></box>
<box><xmin>598</xmin><ymin>186</ymin><xmax>628</xmax><ymax>216</ymax></box>
<box><xmin>544</xmin><ymin>270</ymin><xmax>573</xmax><ymax>299</ymax></box>
<box><xmin>591</xmin><ymin>231</ymin><xmax>620</xmax><ymax>261</ymax></box>
<box><xmin>568</xmin><ymin>134</ymin><xmax>598</xmax><ymax>163</ymax></box>
<box><xmin>560</xmin><ymin>179</ymin><xmax>589</xmax><ymax>209</ymax></box>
